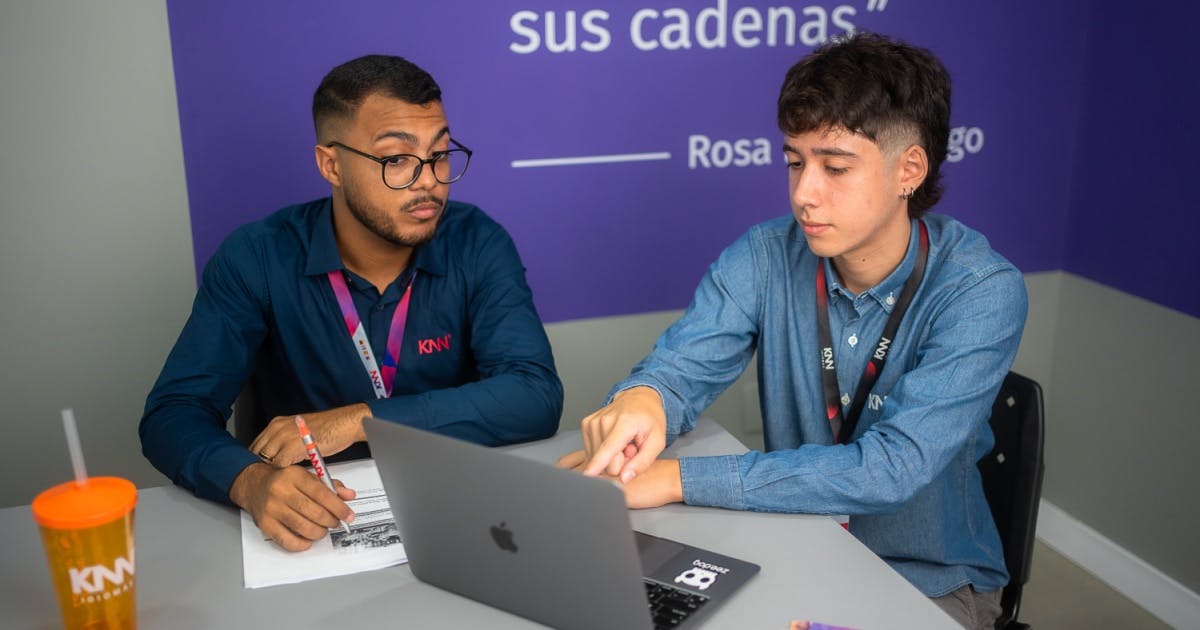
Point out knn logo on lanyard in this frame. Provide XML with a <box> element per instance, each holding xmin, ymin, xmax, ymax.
<box><xmin>815</xmin><ymin>220</ymin><xmax>929</xmax><ymax>444</ymax></box>
<box><xmin>327</xmin><ymin>270</ymin><xmax>415</xmax><ymax>399</ymax></box>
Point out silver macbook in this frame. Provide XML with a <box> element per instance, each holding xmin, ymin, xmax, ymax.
<box><xmin>362</xmin><ymin>418</ymin><xmax>760</xmax><ymax>630</ymax></box>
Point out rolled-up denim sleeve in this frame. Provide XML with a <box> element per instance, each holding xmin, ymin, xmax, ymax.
<box><xmin>681</xmin><ymin>266</ymin><xmax>1028</xmax><ymax>514</ymax></box>
<box><xmin>610</xmin><ymin>230</ymin><xmax>763</xmax><ymax>443</ymax></box>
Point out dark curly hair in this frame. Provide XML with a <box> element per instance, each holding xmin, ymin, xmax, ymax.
<box><xmin>777</xmin><ymin>32</ymin><xmax>951</xmax><ymax>217</ymax></box>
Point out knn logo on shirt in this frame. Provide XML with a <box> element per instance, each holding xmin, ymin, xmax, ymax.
<box><xmin>418</xmin><ymin>333</ymin><xmax>452</xmax><ymax>355</ymax></box>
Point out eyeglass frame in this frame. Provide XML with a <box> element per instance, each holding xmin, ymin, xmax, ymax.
<box><xmin>325</xmin><ymin>138</ymin><xmax>473</xmax><ymax>190</ymax></box>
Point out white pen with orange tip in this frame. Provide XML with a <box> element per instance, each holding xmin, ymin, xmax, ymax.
<box><xmin>294</xmin><ymin>415</ymin><xmax>352</xmax><ymax>535</ymax></box>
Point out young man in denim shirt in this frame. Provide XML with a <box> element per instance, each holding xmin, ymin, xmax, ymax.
<box><xmin>559</xmin><ymin>33</ymin><xmax>1026</xmax><ymax>629</ymax></box>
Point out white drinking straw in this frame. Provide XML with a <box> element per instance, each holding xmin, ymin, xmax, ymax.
<box><xmin>61</xmin><ymin>408</ymin><xmax>89</xmax><ymax>487</ymax></box>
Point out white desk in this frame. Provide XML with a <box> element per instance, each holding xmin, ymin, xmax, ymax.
<box><xmin>1</xmin><ymin>419</ymin><xmax>958</xmax><ymax>629</ymax></box>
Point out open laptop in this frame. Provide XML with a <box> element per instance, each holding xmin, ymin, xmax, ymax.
<box><xmin>362</xmin><ymin>418</ymin><xmax>760</xmax><ymax>630</ymax></box>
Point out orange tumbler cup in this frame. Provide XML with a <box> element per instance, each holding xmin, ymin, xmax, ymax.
<box><xmin>32</xmin><ymin>477</ymin><xmax>137</xmax><ymax>630</ymax></box>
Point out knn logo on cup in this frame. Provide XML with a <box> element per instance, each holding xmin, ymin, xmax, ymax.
<box><xmin>69</xmin><ymin>553</ymin><xmax>135</xmax><ymax>598</ymax></box>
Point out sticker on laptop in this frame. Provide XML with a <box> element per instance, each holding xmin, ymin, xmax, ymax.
<box><xmin>674</xmin><ymin>559</ymin><xmax>730</xmax><ymax>590</ymax></box>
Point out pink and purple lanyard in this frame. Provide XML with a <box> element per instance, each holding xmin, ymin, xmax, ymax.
<box><xmin>327</xmin><ymin>270</ymin><xmax>415</xmax><ymax>399</ymax></box>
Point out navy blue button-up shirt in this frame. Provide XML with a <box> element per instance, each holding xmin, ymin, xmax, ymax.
<box><xmin>140</xmin><ymin>198</ymin><xmax>562</xmax><ymax>504</ymax></box>
<box><xmin>615</xmin><ymin>214</ymin><xmax>1027</xmax><ymax>597</ymax></box>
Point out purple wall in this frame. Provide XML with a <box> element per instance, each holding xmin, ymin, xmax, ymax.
<box><xmin>1064</xmin><ymin>3</ymin><xmax>1200</xmax><ymax>318</ymax></box>
<box><xmin>167</xmin><ymin>1</ymin><xmax>1088</xmax><ymax>323</ymax></box>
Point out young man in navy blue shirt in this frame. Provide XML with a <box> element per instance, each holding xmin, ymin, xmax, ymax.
<box><xmin>559</xmin><ymin>33</ymin><xmax>1025</xmax><ymax>629</ymax></box>
<box><xmin>141</xmin><ymin>55</ymin><xmax>562</xmax><ymax>552</ymax></box>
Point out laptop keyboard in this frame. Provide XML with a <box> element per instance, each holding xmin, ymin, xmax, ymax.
<box><xmin>644</xmin><ymin>579</ymin><xmax>709</xmax><ymax>629</ymax></box>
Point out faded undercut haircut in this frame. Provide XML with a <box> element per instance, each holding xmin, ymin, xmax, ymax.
<box><xmin>777</xmin><ymin>31</ymin><xmax>951</xmax><ymax>216</ymax></box>
<box><xmin>312</xmin><ymin>54</ymin><xmax>442</xmax><ymax>142</ymax></box>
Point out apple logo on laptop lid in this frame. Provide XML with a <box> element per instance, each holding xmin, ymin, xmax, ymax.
<box><xmin>490</xmin><ymin>521</ymin><xmax>518</xmax><ymax>553</ymax></box>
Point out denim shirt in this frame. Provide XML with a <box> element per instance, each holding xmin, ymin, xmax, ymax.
<box><xmin>614</xmin><ymin>213</ymin><xmax>1027</xmax><ymax>597</ymax></box>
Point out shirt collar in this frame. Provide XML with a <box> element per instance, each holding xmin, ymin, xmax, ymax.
<box><xmin>822</xmin><ymin>218</ymin><xmax>921</xmax><ymax>313</ymax></box>
<box><xmin>410</xmin><ymin>228</ymin><xmax>446</xmax><ymax>277</ymax></box>
<box><xmin>302</xmin><ymin>197</ymin><xmax>448</xmax><ymax>278</ymax></box>
<box><xmin>303</xmin><ymin>198</ymin><xmax>343</xmax><ymax>277</ymax></box>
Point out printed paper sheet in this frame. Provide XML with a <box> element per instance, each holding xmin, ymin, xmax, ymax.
<box><xmin>239</xmin><ymin>459</ymin><xmax>407</xmax><ymax>588</ymax></box>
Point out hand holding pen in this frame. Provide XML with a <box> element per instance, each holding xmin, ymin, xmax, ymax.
<box><xmin>295</xmin><ymin>415</ymin><xmax>352</xmax><ymax>535</ymax></box>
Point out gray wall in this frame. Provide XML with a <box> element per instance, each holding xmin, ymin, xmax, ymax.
<box><xmin>1041</xmin><ymin>273</ymin><xmax>1200</xmax><ymax>592</ymax></box>
<box><xmin>0</xmin><ymin>0</ymin><xmax>190</xmax><ymax>506</ymax></box>
<box><xmin>1</xmin><ymin>0</ymin><xmax>1196</xmax><ymax>601</ymax></box>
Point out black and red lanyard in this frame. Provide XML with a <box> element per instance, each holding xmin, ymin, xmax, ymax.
<box><xmin>815</xmin><ymin>220</ymin><xmax>929</xmax><ymax>444</ymax></box>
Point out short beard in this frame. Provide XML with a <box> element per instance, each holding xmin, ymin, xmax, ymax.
<box><xmin>343</xmin><ymin>181</ymin><xmax>443</xmax><ymax>248</ymax></box>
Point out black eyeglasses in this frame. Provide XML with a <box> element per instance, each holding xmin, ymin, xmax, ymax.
<box><xmin>326</xmin><ymin>138</ymin><xmax>472</xmax><ymax>190</ymax></box>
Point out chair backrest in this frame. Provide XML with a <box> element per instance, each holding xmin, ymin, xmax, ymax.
<box><xmin>232</xmin><ymin>380</ymin><xmax>265</xmax><ymax>446</ymax></box>
<box><xmin>978</xmin><ymin>371</ymin><xmax>1045</xmax><ymax>628</ymax></box>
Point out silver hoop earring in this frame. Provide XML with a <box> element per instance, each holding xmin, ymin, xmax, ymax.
<box><xmin>899</xmin><ymin>187</ymin><xmax>915</xmax><ymax>200</ymax></box>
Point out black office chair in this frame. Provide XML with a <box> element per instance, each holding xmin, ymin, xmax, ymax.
<box><xmin>233</xmin><ymin>381</ymin><xmax>266</xmax><ymax>446</ymax></box>
<box><xmin>978</xmin><ymin>371</ymin><xmax>1045</xmax><ymax>630</ymax></box>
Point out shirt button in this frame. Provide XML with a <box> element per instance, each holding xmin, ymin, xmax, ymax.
<box><xmin>848</xmin><ymin>335</ymin><xmax>858</xmax><ymax>347</ymax></box>
<box><xmin>886</xmin><ymin>294</ymin><xmax>895</xmax><ymax>306</ymax></box>
<box><xmin>841</xmin><ymin>393</ymin><xmax>851</xmax><ymax>405</ymax></box>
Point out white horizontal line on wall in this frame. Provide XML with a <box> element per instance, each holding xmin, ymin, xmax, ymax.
<box><xmin>1036</xmin><ymin>499</ymin><xmax>1200</xmax><ymax>629</ymax></box>
<box><xmin>511</xmin><ymin>152</ymin><xmax>671</xmax><ymax>168</ymax></box>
